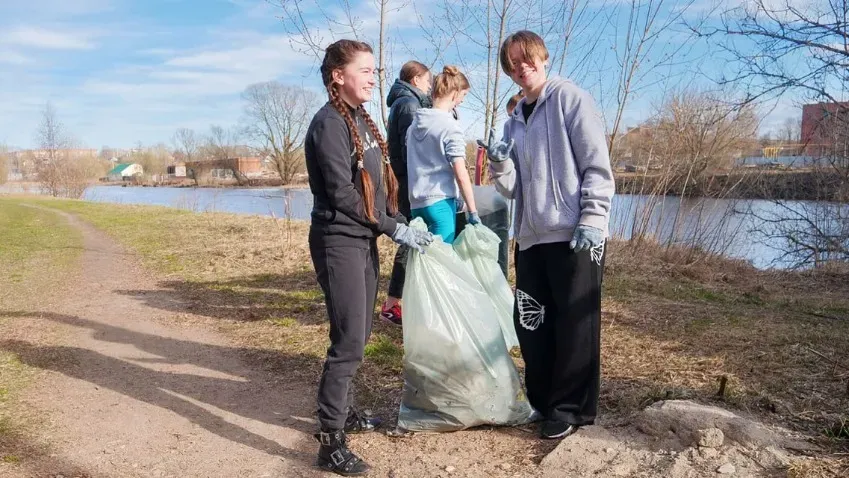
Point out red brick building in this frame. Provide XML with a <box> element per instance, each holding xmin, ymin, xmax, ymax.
<box><xmin>801</xmin><ymin>102</ymin><xmax>849</xmax><ymax>155</ymax></box>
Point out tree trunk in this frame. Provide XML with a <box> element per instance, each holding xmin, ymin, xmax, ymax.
<box><xmin>483</xmin><ymin>0</ymin><xmax>493</xmax><ymax>140</ymax></box>
<box><xmin>489</xmin><ymin>0</ymin><xmax>509</xmax><ymax>138</ymax></box>
<box><xmin>378</xmin><ymin>0</ymin><xmax>389</xmax><ymax>128</ymax></box>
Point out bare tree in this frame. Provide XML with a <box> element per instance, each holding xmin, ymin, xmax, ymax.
<box><xmin>605</xmin><ymin>0</ymin><xmax>698</xmax><ymax>159</ymax></box>
<box><xmin>0</xmin><ymin>143</ymin><xmax>9</xmax><ymax>185</ymax></box>
<box><xmin>700</xmin><ymin>0</ymin><xmax>849</xmax><ymax>268</ymax></box>
<box><xmin>34</xmin><ymin>103</ymin><xmax>76</xmax><ymax>197</ymax></box>
<box><xmin>241</xmin><ymin>81</ymin><xmax>318</xmax><ymax>185</ymax></box>
<box><xmin>651</xmin><ymin>91</ymin><xmax>758</xmax><ymax>180</ymax></box>
<box><xmin>172</xmin><ymin>128</ymin><xmax>200</xmax><ymax>163</ymax></box>
<box><xmin>273</xmin><ymin>0</ymin><xmax>407</xmax><ymax>128</ymax></box>
<box><xmin>779</xmin><ymin>116</ymin><xmax>801</xmax><ymax>143</ymax></box>
<box><xmin>203</xmin><ymin>125</ymin><xmax>250</xmax><ymax>185</ymax></box>
<box><xmin>204</xmin><ymin>125</ymin><xmax>244</xmax><ymax>161</ymax></box>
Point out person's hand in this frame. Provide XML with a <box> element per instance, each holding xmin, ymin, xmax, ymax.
<box><xmin>476</xmin><ymin>128</ymin><xmax>514</xmax><ymax>163</ymax></box>
<box><xmin>467</xmin><ymin>211</ymin><xmax>481</xmax><ymax>225</ymax></box>
<box><xmin>570</xmin><ymin>225</ymin><xmax>604</xmax><ymax>252</ymax></box>
<box><xmin>392</xmin><ymin>223</ymin><xmax>434</xmax><ymax>253</ymax></box>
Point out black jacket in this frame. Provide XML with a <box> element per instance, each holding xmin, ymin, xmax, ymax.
<box><xmin>305</xmin><ymin>102</ymin><xmax>402</xmax><ymax>248</ymax></box>
<box><xmin>386</xmin><ymin>79</ymin><xmax>431</xmax><ymax>178</ymax></box>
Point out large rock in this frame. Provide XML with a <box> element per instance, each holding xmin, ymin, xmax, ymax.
<box><xmin>698</xmin><ymin>428</ymin><xmax>725</xmax><ymax>448</ymax></box>
<box><xmin>540</xmin><ymin>426</ymin><xmax>652</xmax><ymax>477</ymax></box>
<box><xmin>635</xmin><ymin>400</ymin><xmax>778</xmax><ymax>448</ymax></box>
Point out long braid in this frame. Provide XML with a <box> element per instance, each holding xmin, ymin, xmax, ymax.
<box><xmin>359</xmin><ymin>106</ymin><xmax>398</xmax><ymax>216</ymax></box>
<box><xmin>328</xmin><ymin>84</ymin><xmax>378</xmax><ymax>223</ymax></box>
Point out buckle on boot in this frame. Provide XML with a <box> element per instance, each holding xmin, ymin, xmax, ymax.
<box><xmin>330</xmin><ymin>449</ymin><xmax>346</xmax><ymax>466</ymax></box>
<box><xmin>317</xmin><ymin>432</ymin><xmax>334</xmax><ymax>446</ymax></box>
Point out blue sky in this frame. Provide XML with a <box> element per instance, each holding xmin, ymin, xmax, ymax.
<box><xmin>0</xmin><ymin>0</ymin><xmax>802</xmax><ymax>150</ymax></box>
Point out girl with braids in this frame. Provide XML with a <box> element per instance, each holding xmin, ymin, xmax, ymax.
<box><xmin>305</xmin><ymin>39</ymin><xmax>433</xmax><ymax>476</ymax></box>
<box><xmin>405</xmin><ymin>65</ymin><xmax>479</xmax><ymax>244</ymax></box>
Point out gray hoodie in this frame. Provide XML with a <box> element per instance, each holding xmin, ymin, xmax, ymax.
<box><xmin>490</xmin><ymin>77</ymin><xmax>615</xmax><ymax>250</ymax></box>
<box><xmin>406</xmin><ymin>108</ymin><xmax>466</xmax><ymax>210</ymax></box>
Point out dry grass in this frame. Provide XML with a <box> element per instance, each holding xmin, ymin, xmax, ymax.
<box><xmin>17</xmin><ymin>197</ymin><xmax>849</xmax><ymax>473</ymax></box>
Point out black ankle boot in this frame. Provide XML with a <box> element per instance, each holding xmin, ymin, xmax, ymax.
<box><xmin>344</xmin><ymin>408</ymin><xmax>382</xmax><ymax>434</ymax></box>
<box><xmin>314</xmin><ymin>429</ymin><xmax>370</xmax><ymax>476</ymax></box>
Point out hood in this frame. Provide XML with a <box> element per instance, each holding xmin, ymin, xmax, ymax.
<box><xmin>387</xmin><ymin>79</ymin><xmax>431</xmax><ymax>108</ymax></box>
<box><xmin>410</xmin><ymin>108</ymin><xmax>456</xmax><ymax>141</ymax></box>
<box><xmin>510</xmin><ymin>76</ymin><xmax>570</xmax><ymax>123</ymax></box>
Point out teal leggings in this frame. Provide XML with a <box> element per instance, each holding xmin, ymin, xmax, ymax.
<box><xmin>412</xmin><ymin>198</ymin><xmax>458</xmax><ymax>244</ymax></box>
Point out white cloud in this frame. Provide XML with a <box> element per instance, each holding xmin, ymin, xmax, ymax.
<box><xmin>0</xmin><ymin>50</ymin><xmax>33</xmax><ymax>65</ymax></box>
<box><xmin>165</xmin><ymin>35</ymin><xmax>304</xmax><ymax>71</ymax></box>
<box><xmin>0</xmin><ymin>0</ymin><xmax>115</xmax><ymax>17</ymax></box>
<box><xmin>1</xmin><ymin>26</ymin><xmax>97</xmax><ymax>50</ymax></box>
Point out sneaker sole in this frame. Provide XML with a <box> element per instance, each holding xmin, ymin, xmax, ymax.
<box><xmin>380</xmin><ymin>312</ymin><xmax>402</xmax><ymax>326</ymax></box>
<box><xmin>541</xmin><ymin>426</ymin><xmax>577</xmax><ymax>440</ymax></box>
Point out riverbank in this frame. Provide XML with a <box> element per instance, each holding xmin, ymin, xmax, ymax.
<box><xmin>617</xmin><ymin>169</ymin><xmax>848</xmax><ymax>202</ymax></box>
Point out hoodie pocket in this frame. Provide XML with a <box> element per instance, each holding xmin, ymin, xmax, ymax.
<box><xmin>555</xmin><ymin>180</ymin><xmax>579</xmax><ymax>219</ymax></box>
<box><xmin>554</xmin><ymin>180</ymin><xmax>581</xmax><ymax>227</ymax></box>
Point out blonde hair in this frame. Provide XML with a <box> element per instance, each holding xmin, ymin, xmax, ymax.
<box><xmin>500</xmin><ymin>30</ymin><xmax>549</xmax><ymax>75</ymax></box>
<box><xmin>432</xmin><ymin>65</ymin><xmax>470</xmax><ymax>100</ymax></box>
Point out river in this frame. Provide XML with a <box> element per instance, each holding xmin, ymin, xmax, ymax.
<box><xmin>3</xmin><ymin>183</ymin><xmax>844</xmax><ymax>269</ymax></box>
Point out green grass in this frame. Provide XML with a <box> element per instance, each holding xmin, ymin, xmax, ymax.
<box><xmin>363</xmin><ymin>334</ymin><xmax>404</xmax><ymax>372</ymax></box>
<box><xmin>0</xmin><ymin>199</ymin><xmax>82</xmax><ymax>284</ymax></box>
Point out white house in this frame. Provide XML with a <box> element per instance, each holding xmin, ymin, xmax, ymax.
<box><xmin>107</xmin><ymin>163</ymin><xmax>144</xmax><ymax>181</ymax></box>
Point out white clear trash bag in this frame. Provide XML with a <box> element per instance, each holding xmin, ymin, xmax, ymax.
<box><xmin>398</xmin><ymin>218</ymin><xmax>535</xmax><ymax>432</ymax></box>
<box><xmin>453</xmin><ymin>223</ymin><xmax>519</xmax><ymax>349</ymax></box>
<box><xmin>472</xmin><ymin>185</ymin><xmax>509</xmax><ymax>217</ymax></box>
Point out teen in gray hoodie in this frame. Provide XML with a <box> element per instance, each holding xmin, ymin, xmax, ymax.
<box><xmin>479</xmin><ymin>31</ymin><xmax>615</xmax><ymax>441</ymax></box>
<box><xmin>406</xmin><ymin>66</ymin><xmax>480</xmax><ymax>244</ymax></box>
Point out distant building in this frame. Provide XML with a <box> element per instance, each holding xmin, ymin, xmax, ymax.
<box><xmin>185</xmin><ymin>157</ymin><xmax>263</xmax><ymax>181</ymax></box>
<box><xmin>27</xmin><ymin>148</ymin><xmax>98</xmax><ymax>160</ymax></box>
<box><xmin>107</xmin><ymin>163</ymin><xmax>144</xmax><ymax>181</ymax></box>
<box><xmin>801</xmin><ymin>102</ymin><xmax>849</xmax><ymax>155</ymax></box>
<box><xmin>167</xmin><ymin>163</ymin><xmax>187</xmax><ymax>178</ymax></box>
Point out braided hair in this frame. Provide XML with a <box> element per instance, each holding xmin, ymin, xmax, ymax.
<box><xmin>320</xmin><ymin>39</ymin><xmax>398</xmax><ymax>223</ymax></box>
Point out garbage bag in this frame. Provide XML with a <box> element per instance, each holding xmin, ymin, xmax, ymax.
<box><xmin>454</xmin><ymin>223</ymin><xmax>519</xmax><ymax>349</ymax></box>
<box><xmin>398</xmin><ymin>218</ymin><xmax>535</xmax><ymax>432</ymax></box>
<box><xmin>473</xmin><ymin>186</ymin><xmax>510</xmax><ymax>278</ymax></box>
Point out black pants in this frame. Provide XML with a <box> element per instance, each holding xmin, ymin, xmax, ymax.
<box><xmin>514</xmin><ymin>240</ymin><xmax>606</xmax><ymax>426</ymax></box>
<box><xmin>310</xmin><ymin>240</ymin><xmax>379</xmax><ymax>431</ymax></box>
<box><xmin>387</xmin><ymin>177</ymin><xmax>411</xmax><ymax>299</ymax></box>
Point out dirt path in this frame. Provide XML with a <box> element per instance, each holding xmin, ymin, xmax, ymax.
<box><xmin>3</xmin><ymin>208</ymin><xmax>324</xmax><ymax>477</ymax></box>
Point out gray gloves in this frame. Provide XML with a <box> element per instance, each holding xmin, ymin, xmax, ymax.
<box><xmin>476</xmin><ymin>128</ymin><xmax>514</xmax><ymax>163</ymax></box>
<box><xmin>467</xmin><ymin>211</ymin><xmax>481</xmax><ymax>225</ymax></box>
<box><xmin>392</xmin><ymin>223</ymin><xmax>434</xmax><ymax>253</ymax></box>
<box><xmin>570</xmin><ymin>225</ymin><xmax>604</xmax><ymax>252</ymax></box>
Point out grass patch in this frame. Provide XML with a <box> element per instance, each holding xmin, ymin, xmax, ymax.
<box><xmin>364</xmin><ymin>334</ymin><xmax>404</xmax><ymax>372</ymax></box>
<box><xmin>268</xmin><ymin>317</ymin><xmax>298</xmax><ymax>328</ymax></box>
<box><xmin>0</xmin><ymin>199</ymin><xmax>84</xmax><ymax>464</ymax></box>
<box><xmin>0</xmin><ymin>200</ymin><xmax>82</xmax><ymax>289</ymax></box>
